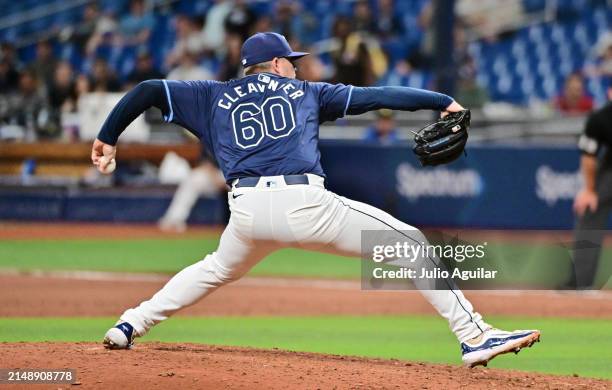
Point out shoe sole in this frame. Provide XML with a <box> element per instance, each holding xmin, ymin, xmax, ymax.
<box><xmin>464</xmin><ymin>331</ymin><xmax>541</xmax><ymax>368</ymax></box>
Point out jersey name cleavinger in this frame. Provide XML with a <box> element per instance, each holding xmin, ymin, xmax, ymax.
<box><xmin>217</xmin><ymin>79</ymin><xmax>304</xmax><ymax>110</ymax></box>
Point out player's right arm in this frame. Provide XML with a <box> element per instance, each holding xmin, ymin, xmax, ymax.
<box><xmin>91</xmin><ymin>79</ymin><xmax>211</xmax><ymax>172</ymax></box>
<box><xmin>91</xmin><ymin>80</ymin><xmax>170</xmax><ymax>171</ymax></box>
<box><xmin>574</xmin><ymin>112</ymin><xmax>603</xmax><ymax>216</ymax></box>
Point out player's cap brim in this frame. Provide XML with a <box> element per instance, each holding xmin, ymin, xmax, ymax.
<box><xmin>285</xmin><ymin>51</ymin><xmax>309</xmax><ymax>61</ymax></box>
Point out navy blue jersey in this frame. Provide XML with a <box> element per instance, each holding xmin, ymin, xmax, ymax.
<box><xmin>161</xmin><ymin>73</ymin><xmax>352</xmax><ymax>181</ymax></box>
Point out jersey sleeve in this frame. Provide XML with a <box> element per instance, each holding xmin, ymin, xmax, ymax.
<box><xmin>578</xmin><ymin>111</ymin><xmax>605</xmax><ymax>156</ymax></box>
<box><xmin>309</xmin><ymin>82</ymin><xmax>353</xmax><ymax>123</ymax></box>
<box><xmin>162</xmin><ymin>80</ymin><xmax>218</xmax><ymax>138</ymax></box>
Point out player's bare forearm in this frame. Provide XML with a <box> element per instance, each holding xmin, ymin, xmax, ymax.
<box><xmin>580</xmin><ymin>154</ymin><xmax>597</xmax><ymax>192</ymax></box>
<box><xmin>573</xmin><ymin>154</ymin><xmax>598</xmax><ymax>216</ymax></box>
<box><xmin>346</xmin><ymin>86</ymin><xmax>455</xmax><ymax>115</ymax></box>
<box><xmin>96</xmin><ymin>80</ymin><xmax>169</xmax><ymax>146</ymax></box>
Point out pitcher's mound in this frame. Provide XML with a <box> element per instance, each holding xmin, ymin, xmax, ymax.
<box><xmin>0</xmin><ymin>342</ymin><xmax>609</xmax><ymax>389</ymax></box>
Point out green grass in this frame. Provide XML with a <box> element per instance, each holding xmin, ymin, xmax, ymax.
<box><xmin>1</xmin><ymin>238</ymin><xmax>610</xmax><ymax>287</ymax></box>
<box><xmin>0</xmin><ymin>239</ymin><xmax>360</xmax><ymax>279</ymax></box>
<box><xmin>0</xmin><ymin>316</ymin><xmax>610</xmax><ymax>379</ymax></box>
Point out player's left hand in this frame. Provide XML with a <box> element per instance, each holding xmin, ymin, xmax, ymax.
<box><xmin>441</xmin><ymin>101</ymin><xmax>465</xmax><ymax>118</ymax></box>
<box><xmin>91</xmin><ymin>138</ymin><xmax>117</xmax><ymax>173</ymax></box>
<box><xmin>413</xmin><ymin>109</ymin><xmax>470</xmax><ymax>166</ymax></box>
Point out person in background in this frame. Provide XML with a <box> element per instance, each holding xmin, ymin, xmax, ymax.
<box><xmin>86</xmin><ymin>7</ymin><xmax>119</xmax><ymax>55</ymax></box>
<box><xmin>166</xmin><ymin>14</ymin><xmax>204</xmax><ymax>69</ymax></box>
<box><xmin>570</xmin><ymin>87</ymin><xmax>612</xmax><ymax>289</ymax></box>
<box><xmin>46</xmin><ymin>62</ymin><xmax>78</xmax><ymax>138</ymax></box>
<box><xmin>455</xmin><ymin>26</ymin><xmax>488</xmax><ymax>109</ymax></box>
<box><xmin>0</xmin><ymin>43</ymin><xmax>21</xmax><ymax>92</ymax></box>
<box><xmin>272</xmin><ymin>0</ymin><xmax>318</xmax><ymax>46</ymax></box>
<box><xmin>63</xmin><ymin>3</ymin><xmax>100</xmax><ymax>55</ymax></box>
<box><xmin>27</xmin><ymin>40</ymin><xmax>58</xmax><ymax>92</ymax></box>
<box><xmin>118</xmin><ymin>0</ymin><xmax>155</xmax><ymax>46</ymax></box>
<box><xmin>166</xmin><ymin>49</ymin><xmax>213</xmax><ymax>81</ymax></box>
<box><xmin>217</xmin><ymin>33</ymin><xmax>243</xmax><ymax>81</ymax></box>
<box><xmin>48</xmin><ymin>61</ymin><xmax>78</xmax><ymax>114</ymax></box>
<box><xmin>362</xmin><ymin>109</ymin><xmax>400</xmax><ymax>145</ymax></box>
<box><xmin>89</xmin><ymin>58</ymin><xmax>121</xmax><ymax>92</ymax></box>
<box><xmin>0</xmin><ymin>57</ymin><xmax>19</xmax><ymax>92</ymax></box>
<box><xmin>199</xmin><ymin>0</ymin><xmax>234</xmax><ymax>54</ymax></box>
<box><xmin>224</xmin><ymin>0</ymin><xmax>256</xmax><ymax>42</ymax></box>
<box><xmin>375</xmin><ymin>0</ymin><xmax>404</xmax><ymax>39</ymax></box>
<box><xmin>125</xmin><ymin>50</ymin><xmax>165</xmax><ymax>89</ymax></box>
<box><xmin>3</xmin><ymin>70</ymin><xmax>52</xmax><ymax>138</ymax></box>
<box><xmin>158</xmin><ymin>148</ymin><xmax>227</xmax><ymax>233</ymax></box>
<box><xmin>353</xmin><ymin>0</ymin><xmax>375</xmax><ymax>34</ymax></box>
<box><xmin>554</xmin><ymin>73</ymin><xmax>594</xmax><ymax>115</ymax></box>
<box><xmin>329</xmin><ymin>17</ymin><xmax>375</xmax><ymax>86</ymax></box>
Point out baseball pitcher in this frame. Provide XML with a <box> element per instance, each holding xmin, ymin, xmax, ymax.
<box><xmin>92</xmin><ymin>32</ymin><xmax>540</xmax><ymax>367</ymax></box>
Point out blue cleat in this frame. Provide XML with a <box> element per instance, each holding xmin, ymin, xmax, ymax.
<box><xmin>461</xmin><ymin>328</ymin><xmax>541</xmax><ymax>367</ymax></box>
<box><xmin>103</xmin><ymin>322</ymin><xmax>136</xmax><ymax>350</ymax></box>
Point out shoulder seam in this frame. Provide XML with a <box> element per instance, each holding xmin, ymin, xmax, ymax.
<box><xmin>161</xmin><ymin>80</ymin><xmax>174</xmax><ymax>122</ymax></box>
<box><xmin>343</xmin><ymin>85</ymin><xmax>354</xmax><ymax>117</ymax></box>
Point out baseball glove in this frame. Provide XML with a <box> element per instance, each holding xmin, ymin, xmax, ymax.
<box><xmin>412</xmin><ymin>109</ymin><xmax>470</xmax><ymax>166</ymax></box>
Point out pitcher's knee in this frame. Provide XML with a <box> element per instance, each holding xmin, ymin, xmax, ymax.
<box><xmin>199</xmin><ymin>253</ymin><xmax>242</xmax><ymax>285</ymax></box>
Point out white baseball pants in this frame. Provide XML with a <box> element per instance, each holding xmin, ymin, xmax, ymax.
<box><xmin>121</xmin><ymin>174</ymin><xmax>489</xmax><ymax>342</ymax></box>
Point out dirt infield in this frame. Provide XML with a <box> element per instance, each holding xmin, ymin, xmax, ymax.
<box><xmin>1</xmin><ymin>342</ymin><xmax>610</xmax><ymax>390</ymax></box>
<box><xmin>0</xmin><ymin>222</ymin><xmax>223</xmax><ymax>240</ymax></box>
<box><xmin>1</xmin><ymin>273</ymin><xmax>611</xmax><ymax>318</ymax></box>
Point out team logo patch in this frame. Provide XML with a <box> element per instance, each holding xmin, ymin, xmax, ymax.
<box><xmin>241</xmin><ymin>58</ymin><xmax>247</xmax><ymax>65</ymax></box>
<box><xmin>258</xmin><ymin>74</ymin><xmax>271</xmax><ymax>83</ymax></box>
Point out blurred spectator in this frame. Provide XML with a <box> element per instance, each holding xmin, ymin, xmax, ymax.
<box><xmin>273</xmin><ymin>1</ymin><xmax>319</xmax><ymax>46</ymax></box>
<box><xmin>119</xmin><ymin>0</ymin><xmax>155</xmax><ymax>46</ymax></box>
<box><xmin>0</xmin><ymin>56</ymin><xmax>19</xmax><ymax>92</ymax></box>
<box><xmin>217</xmin><ymin>34</ymin><xmax>243</xmax><ymax>81</ymax></box>
<box><xmin>86</xmin><ymin>9</ymin><xmax>119</xmax><ymax>55</ymax></box>
<box><xmin>329</xmin><ymin>17</ymin><xmax>374</xmax><ymax>86</ymax></box>
<box><xmin>1</xmin><ymin>70</ymin><xmax>53</xmax><ymax>139</ymax></box>
<box><xmin>456</xmin><ymin>57</ymin><xmax>489</xmax><ymax>109</ymax></box>
<box><xmin>407</xmin><ymin>2</ymin><xmax>434</xmax><ymax>70</ymax></box>
<box><xmin>89</xmin><ymin>58</ymin><xmax>121</xmax><ymax>92</ymax></box>
<box><xmin>126</xmin><ymin>51</ymin><xmax>165</xmax><ymax>88</ymax></box>
<box><xmin>48</xmin><ymin>61</ymin><xmax>78</xmax><ymax>113</ymax></box>
<box><xmin>0</xmin><ymin>42</ymin><xmax>20</xmax><ymax>67</ymax></box>
<box><xmin>455</xmin><ymin>25</ymin><xmax>488</xmax><ymax>108</ymax></box>
<box><xmin>362</xmin><ymin>109</ymin><xmax>400</xmax><ymax>144</ymax></box>
<box><xmin>27</xmin><ymin>40</ymin><xmax>58</xmax><ymax>91</ymax></box>
<box><xmin>224</xmin><ymin>0</ymin><xmax>257</xmax><ymax>41</ymax></box>
<box><xmin>585</xmin><ymin>33</ymin><xmax>612</xmax><ymax>85</ymax></box>
<box><xmin>167</xmin><ymin>15</ymin><xmax>205</xmax><ymax>68</ymax></box>
<box><xmin>375</xmin><ymin>0</ymin><xmax>404</xmax><ymax>39</ymax></box>
<box><xmin>328</xmin><ymin>15</ymin><xmax>388</xmax><ymax>86</ymax></box>
<box><xmin>158</xmin><ymin>150</ymin><xmax>226</xmax><ymax>233</ymax></box>
<box><xmin>353</xmin><ymin>0</ymin><xmax>375</xmax><ymax>34</ymax></box>
<box><xmin>252</xmin><ymin>15</ymin><xmax>273</xmax><ymax>34</ymax></box>
<box><xmin>554</xmin><ymin>73</ymin><xmax>594</xmax><ymax>115</ymax></box>
<box><xmin>200</xmin><ymin>0</ymin><xmax>234</xmax><ymax>53</ymax></box>
<box><xmin>167</xmin><ymin>50</ymin><xmax>213</xmax><ymax>81</ymax></box>
<box><xmin>62</xmin><ymin>3</ymin><xmax>100</xmax><ymax>55</ymax></box>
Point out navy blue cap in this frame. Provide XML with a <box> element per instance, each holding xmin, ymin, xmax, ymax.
<box><xmin>240</xmin><ymin>32</ymin><xmax>309</xmax><ymax>68</ymax></box>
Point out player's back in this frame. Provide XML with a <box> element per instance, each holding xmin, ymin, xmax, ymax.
<box><xmin>194</xmin><ymin>73</ymin><xmax>351</xmax><ymax>182</ymax></box>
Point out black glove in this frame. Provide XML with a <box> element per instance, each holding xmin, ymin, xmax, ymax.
<box><xmin>412</xmin><ymin>109</ymin><xmax>470</xmax><ymax>166</ymax></box>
